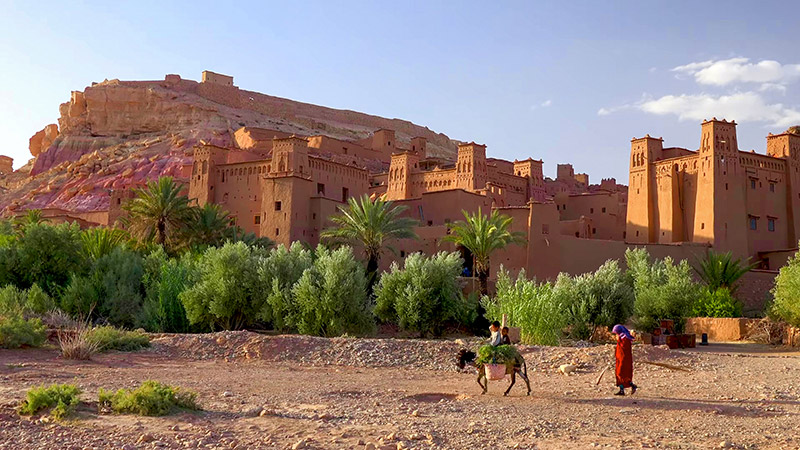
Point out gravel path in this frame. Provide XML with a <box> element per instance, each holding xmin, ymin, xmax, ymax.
<box><xmin>1</xmin><ymin>332</ymin><xmax>799</xmax><ymax>449</ymax></box>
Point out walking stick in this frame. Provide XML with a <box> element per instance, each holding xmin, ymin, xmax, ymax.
<box><xmin>595</xmin><ymin>368</ymin><xmax>607</xmax><ymax>386</ymax></box>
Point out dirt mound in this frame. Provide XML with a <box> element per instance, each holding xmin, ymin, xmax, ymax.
<box><xmin>152</xmin><ymin>331</ymin><xmax>465</xmax><ymax>372</ymax></box>
<box><xmin>151</xmin><ymin>331</ymin><xmax>710</xmax><ymax>375</ymax></box>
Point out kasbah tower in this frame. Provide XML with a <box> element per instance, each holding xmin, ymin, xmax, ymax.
<box><xmin>627</xmin><ymin>118</ymin><xmax>800</xmax><ymax>263</ymax></box>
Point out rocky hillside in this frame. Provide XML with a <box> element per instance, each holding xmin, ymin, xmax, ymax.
<box><xmin>1</xmin><ymin>72</ymin><xmax>459</xmax><ymax>218</ymax></box>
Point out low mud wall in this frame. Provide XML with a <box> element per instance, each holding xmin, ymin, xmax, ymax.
<box><xmin>685</xmin><ymin>318</ymin><xmax>763</xmax><ymax>342</ymax></box>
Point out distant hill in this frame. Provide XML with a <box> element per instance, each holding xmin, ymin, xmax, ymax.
<box><xmin>2</xmin><ymin>71</ymin><xmax>459</xmax><ymax>217</ymax></box>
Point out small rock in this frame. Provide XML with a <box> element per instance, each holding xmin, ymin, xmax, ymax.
<box><xmin>292</xmin><ymin>438</ymin><xmax>307</xmax><ymax>450</ymax></box>
<box><xmin>136</xmin><ymin>434</ymin><xmax>155</xmax><ymax>444</ymax></box>
<box><xmin>221</xmin><ymin>391</ymin><xmax>233</xmax><ymax>398</ymax></box>
<box><xmin>364</xmin><ymin>444</ymin><xmax>377</xmax><ymax>450</ymax></box>
<box><xmin>410</xmin><ymin>409</ymin><xmax>420</xmax><ymax>417</ymax></box>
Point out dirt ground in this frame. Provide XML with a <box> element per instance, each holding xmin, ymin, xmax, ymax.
<box><xmin>1</xmin><ymin>332</ymin><xmax>800</xmax><ymax>450</ymax></box>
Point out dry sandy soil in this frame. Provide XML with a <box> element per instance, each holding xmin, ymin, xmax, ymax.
<box><xmin>1</xmin><ymin>332</ymin><xmax>799</xmax><ymax>450</ymax></box>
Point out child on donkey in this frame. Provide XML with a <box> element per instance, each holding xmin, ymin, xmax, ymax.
<box><xmin>612</xmin><ymin>324</ymin><xmax>638</xmax><ymax>396</ymax></box>
<box><xmin>500</xmin><ymin>326</ymin><xmax>511</xmax><ymax>345</ymax></box>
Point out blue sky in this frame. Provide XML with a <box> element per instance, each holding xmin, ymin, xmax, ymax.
<box><xmin>1</xmin><ymin>1</ymin><xmax>799</xmax><ymax>182</ymax></box>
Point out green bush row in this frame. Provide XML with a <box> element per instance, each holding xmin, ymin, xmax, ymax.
<box><xmin>18</xmin><ymin>381</ymin><xmax>199</xmax><ymax>420</ymax></box>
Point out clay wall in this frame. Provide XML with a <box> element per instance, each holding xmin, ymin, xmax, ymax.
<box><xmin>736</xmin><ymin>270</ymin><xmax>779</xmax><ymax>314</ymax></box>
<box><xmin>307</xmin><ymin>135</ymin><xmax>387</xmax><ymax>164</ymax></box>
<box><xmin>308</xmin><ymin>157</ymin><xmax>369</xmax><ymax>203</ymax></box>
<box><xmin>685</xmin><ymin>318</ymin><xmax>762</xmax><ymax>342</ymax></box>
<box><xmin>393</xmin><ymin>189</ymin><xmax>491</xmax><ymax>227</ymax></box>
<box><xmin>557</xmin><ymin>164</ymin><xmax>574</xmax><ymax>181</ymax></box>
<box><xmin>260</xmin><ymin>175</ymin><xmax>313</xmax><ymax>247</ymax></box>
<box><xmin>555</xmin><ymin>192</ymin><xmax>626</xmax><ymax>240</ymax></box>
<box><xmin>201</xmin><ymin>71</ymin><xmax>234</xmax><ymax>86</ymax></box>
<box><xmin>197</xmin><ymin>80</ymin><xmax>241</xmax><ymax>109</ymax></box>
<box><xmin>759</xmin><ymin>248</ymin><xmax>796</xmax><ymax>270</ymax></box>
<box><xmin>213</xmin><ymin>161</ymin><xmax>270</xmax><ymax>235</ymax></box>
<box><xmin>555</xmin><ymin>238</ymin><xmax>709</xmax><ymax>279</ymax></box>
<box><xmin>740</xmin><ymin>152</ymin><xmax>792</xmax><ymax>254</ymax></box>
<box><xmin>559</xmin><ymin>217</ymin><xmax>592</xmax><ymax>238</ymax></box>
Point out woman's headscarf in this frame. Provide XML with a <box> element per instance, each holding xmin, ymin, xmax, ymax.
<box><xmin>612</xmin><ymin>324</ymin><xmax>633</xmax><ymax>341</ymax></box>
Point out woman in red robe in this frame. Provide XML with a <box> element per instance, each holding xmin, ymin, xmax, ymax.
<box><xmin>612</xmin><ymin>324</ymin><xmax>637</xmax><ymax>396</ymax></box>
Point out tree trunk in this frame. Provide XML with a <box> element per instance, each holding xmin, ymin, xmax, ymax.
<box><xmin>157</xmin><ymin>218</ymin><xmax>167</xmax><ymax>248</ymax></box>
<box><xmin>366</xmin><ymin>254</ymin><xmax>379</xmax><ymax>296</ymax></box>
<box><xmin>478</xmin><ymin>269</ymin><xmax>489</xmax><ymax>297</ymax></box>
<box><xmin>473</xmin><ymin>267</ymin><xmax>491</xmax><ymax>336</ymax></box>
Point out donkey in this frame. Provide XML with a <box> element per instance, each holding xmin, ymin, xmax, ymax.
<box><xmin>457</xmin><ymin>349</ymin><xmax>531</xmax><ymax>396</ymax></box>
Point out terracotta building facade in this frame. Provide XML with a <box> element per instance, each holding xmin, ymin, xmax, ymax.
<box><xmin>626</xmin><ymin>119</ymin><xmax>800</xmax><ymax>261</ymax></box>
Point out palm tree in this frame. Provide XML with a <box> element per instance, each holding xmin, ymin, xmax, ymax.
<box><xmin>321</xmin><ymin>194</ymin><xmax>417</xmax><ymax>291</ymax></box>
<box><xmin>14</xmin><ymin>209</ymin><xmax>46</xmax><ymax>234</ymax></box>
<box><xmin>80</xmin><ymin>227</ymin><xmax>130</xmax><ymax>260</ymax></box>
<box><xmin>442</xmin><ymin>208</ymin><xmax>526</xmax><ymax>296</ymax></box>
<box><xmin>226</xmin><ymin>226</ymin><xmax>275</xmax><ymax>250</ymax></box>
<box><xmin>189</xmin><ymin>203</ymin><xmax>232</xmax><ymax>247</ymax></box>
<box><xmin>122</xmin><ymin>177</ymin><xmax>194</xmax><ymax>251</ymax></box>
<box><xmin>695</xmin><ymin>250</ymin><xmax>758</xmax><ymax>294</ymax></box>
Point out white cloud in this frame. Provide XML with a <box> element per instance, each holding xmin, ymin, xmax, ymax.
<box><xmin>672</xmin><ymin>57</ymin><xmax>800</xmax><ymax>87</ymax></box>
<box><xmin>540</xmin><ymin>99</ymin><xmax>552</xmax><ymax>107</ymax></box>
<box><xmin>638</xmin><ymin>91</ymin><xmax>800</xmax><ymax>128</ymax></box>
<box><xmin>759</xmin><ymin>82</ymin><xmax>787</xmax><ymax>94</ymax></box>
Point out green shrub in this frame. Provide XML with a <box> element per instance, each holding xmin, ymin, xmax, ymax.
<box><xmin>18</xmin><ymin>384</ymin><xmax>81</xmax><ymax>420</ymax></box>
<box><xmin>475</xmin><ymin>344</ymin><xmax>519</xmax><ymax>367</ymax></box>
<box><xmin>88</xmin><ymin>326</ymin><xmax>150</xmax><ymax>352</ymax></box>
<box><xmin>10</xmin><ymin>222</ymin><xmax>87</xmax><ymax>296</ymax></box>
<box><xmin>482</xmin><ymin>269</ymin><xmax>566</xmax><ymax>346</ymax></box>
<box><xmin>291</xmin><ymin>246</ymin><xmax>374</xmax><ymax>336</ymax></box>
<box><xmin>771</xmin><ymin>250</ymin><xmax>800</xmax><ymax>327</ymax></box>
<box><xmin>557</xmin><ymin>260</ymin><xmax>634</xmax><ymax>340</ymax></box>
<box><xmin>374</xmin><ymin>252</ymin><xmax>467</xmax><ymax>336</ymax></box>
<box><xmin>0</xmin><ymin>315</ymin><xmax>46</xmax><ymax>348</ymax></box>
<box><xmin>693</xmin><ymin>287</ymin><xmax>742</xmax><ymax>318</ymax></box>
<box><xmin>626</xmin><ymin>248</ymin><xmax>702</xmax><ymax>333</ymax></box>
<box><xmin>60</xmin><ymin>248</ymin><xmax>145</xmax><ymax>328</ymax></box>
<box><xmin>98</xmin><ymin>380</ymin><xmax>199</xmax><ymax>416</ymax></box>
<box><xmin>256</xmin><ymin>242</ymin><xmax>314</xmax><ymax>331</ymax></box>
<box><xmin>180</xmin><ymin>242</ymin><xmax>268</xmax><ymax>330</ymax></box>
<box><xmin>0</xmin><ymin>284</ymin><xmax>55</xmax><ymax>317</ymax></box>
<box><xmin>141</xmin><ymin>248</ymin><xmax>193</xmax><ymax>333</ymax></box>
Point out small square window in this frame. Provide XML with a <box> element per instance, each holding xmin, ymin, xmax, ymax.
<box><xmin>254</xmin><ymin>215</ymin><xmax>261</xmax><ymax>225</ymax></box>
<box><xmin>592</xmin><ymin>228</ymin><xmax>597</xmax><ymax>234</ymax></box>
<box><xmin>602</xmin><ymin>207</ymin><xmax>606</xmax><ymax>213</ymax></box>
<box><xmin>275</xmin><ymin>228</ymin><xmax>280</xmax><ymax>236</ymax></box>
<box><xmin>749</xmin><ymin>217</ymin><xmax>757</xmax><ymax>230</ymax></box>
<box><xmin>770</xmin><ymin>183</ymin><xmax>775</xmax><ymax>192</ymax></box>
<box><xmin>590</xmin><ymin>208</ymin><xmax>594</xmax><ymax>214</ymax></box>
<box><xmin>317</xmin><ymin>183</ymin><xmax>325</xmax><ymax>195</ymax></box>
<box><xmin>274</xmin><ymin>201</ymin><xmax>282</xmax><ymax>211</ymax></box>
<box><xmin>768</xmin><ymin>218</ymin><xmax>775</xmax><ymax>232</ymax></box>
<box><xmin>751</xmin><ymin>179</ymin><xmax>756</xmax><ymax>189</ymax></box>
